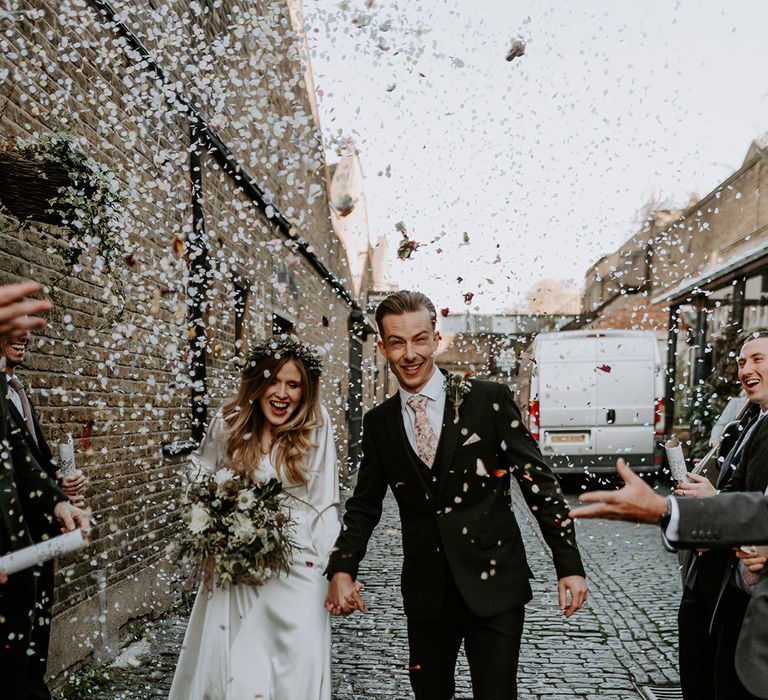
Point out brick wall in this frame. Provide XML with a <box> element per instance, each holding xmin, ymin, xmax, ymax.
<box><xmin>652</xmin><ymin>156</ymin><xmax>768</xmax><ymax>293</ymax></box>
<box><xmin>581</xmin><ymin>151</ymin><xmax>768</xmax><ymax>336</ymax></box>
<box><xmin>0</xmin><ymin>0</ymin><xmax>375</xmax><ymax>675</ymax></box>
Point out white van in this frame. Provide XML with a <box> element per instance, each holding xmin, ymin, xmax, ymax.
<box><xmin>525</xmin><ymin>330</ymin><xmax>665</xmax><ymax>475</ymax></box>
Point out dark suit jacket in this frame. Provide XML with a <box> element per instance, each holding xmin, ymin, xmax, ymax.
<box><xmin>327</xmin><ymin>376</ymin><xmax>585</xmax><ymax>621</ymax></box>
<box><xmin>0</xmin><ymin>374</ymin><xmax>65</xmax><ymax>553</ymax></box>
<box><xmin>675</xmin><ymin>493</ymin><xmax>768</xmax><ymax>699</ymax></box>
<box><xmin>684</xmin><ymin>414</ymin><xmax>768</xmax><ymax>604</ymax></box>
<box><xmin>6</xmin><ymin>390</ymin><xmax>56</xmax><ymax>481</ymax></box>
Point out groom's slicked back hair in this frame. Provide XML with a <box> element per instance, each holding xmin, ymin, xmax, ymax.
<box><xmin>740</xmin><ymin>329</ymin><xmax>768</xmax><ymax>351</ymax></box>
<box><xmin>375</xmin><ymin>290</ymin><xmax>437</xmax><ymax>335</ymax></box>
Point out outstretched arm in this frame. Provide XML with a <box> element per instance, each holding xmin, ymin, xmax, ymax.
<box><xmin>571</xmin><ymin>458</ymin><xmax>668</xmax><ymax>524</ymax></box>
<box><xmin>0</xmin><ymin>281</ymin><xmax>51</xmax><ymax>343</ymax></box>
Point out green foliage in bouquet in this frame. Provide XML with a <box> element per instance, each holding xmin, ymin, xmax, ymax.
<box><xmin>179</xmin><ymin>468</ymin><xmax>297</xmax><ymax>588</ymax></box>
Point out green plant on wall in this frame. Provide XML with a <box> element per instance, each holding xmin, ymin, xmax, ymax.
<box><xmin>684</xmin><ymin>323</ymin><xmax>743</xmax><ymax>457</ymax></box>
<box><xmin>0</xmin><ymin>130</ymin><xmax>129</xmax><ymax>323</ymax></box>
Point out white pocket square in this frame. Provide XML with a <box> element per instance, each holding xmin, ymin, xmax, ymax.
<box><xmin>462</xmin><ymin>433</ymin><xmax>481</xmax><ymax>446</ymax></box>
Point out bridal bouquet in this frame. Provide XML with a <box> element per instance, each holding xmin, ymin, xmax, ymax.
<box><xmin>178</xmin><ymin>467</ymin><xmax>296</xmax><ymax>588</ymax></box>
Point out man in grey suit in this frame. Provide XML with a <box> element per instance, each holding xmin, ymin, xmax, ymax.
<box><xmin>571</xmin><ymin>461</ymin><xmax>768</xmax><ymax>699</ymax></box>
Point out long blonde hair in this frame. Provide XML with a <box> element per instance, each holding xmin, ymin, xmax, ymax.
<box><xmin>223</xmin><ymin>351</ymin><xmax>320</xmax><ymax>484</ymax></box>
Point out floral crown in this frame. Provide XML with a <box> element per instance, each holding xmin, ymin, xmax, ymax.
<box><xmin>246</xmin><ymin>335</ymin><xmax>323</xmax><ymax>378</ymax></box>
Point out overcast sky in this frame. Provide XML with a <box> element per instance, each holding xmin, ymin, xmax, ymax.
<box><xmin>302</xmin><ymin>0</ymin><xmax>768</xmax><ymax>313</ymax></box>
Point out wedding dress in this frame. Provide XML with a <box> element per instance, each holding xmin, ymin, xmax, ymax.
<box><xmin>168</xmin><ymin>405</ymin><xmax>340</xmax><ymax>700</ymax></box>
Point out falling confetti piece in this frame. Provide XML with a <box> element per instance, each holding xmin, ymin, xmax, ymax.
<box><xmin>506</xmin><ymin>38</ymin><xmax>526</xmax><ymax>62</ymax></box>
<box><xmin>597</xmin><ymin>364</ymin><xmax>612</xmax><ymax>373</ymax></box>
<box><xmin>171</xmin><ymin>235</ymin><xmax>185</xmax><ymax>258</ymax></box>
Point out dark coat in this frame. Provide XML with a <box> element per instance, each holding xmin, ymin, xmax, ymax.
<box><xmin>0</xmin><ymin>375</ymin><xmax>65</xmax><ymax>554</ymax></box>
<box><xmin>6</xmin><ymin>391</ymin><xmax>56</xmax><ymax>480</ymax></box>
<box><xmin>327</xmin><ymin>376</ymin><xmax>585</xmax><ymax>621</ymax></box>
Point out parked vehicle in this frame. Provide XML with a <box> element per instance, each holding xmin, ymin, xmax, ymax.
<box><xmin>525</xmin><ymin>329</ymin><xmax>665</xmax><ymax>475</ymax></box>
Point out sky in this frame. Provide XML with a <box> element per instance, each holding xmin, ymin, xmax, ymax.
<box><xmin>301</xmin><ymin>0</ymin><xmax>768</xmax><ymax>314</ymax></box>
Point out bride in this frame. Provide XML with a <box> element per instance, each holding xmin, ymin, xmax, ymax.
<box><xmin>169</xmin><ymin>336</ymin><xmax>340</xmax><ymax>700</ymax></box>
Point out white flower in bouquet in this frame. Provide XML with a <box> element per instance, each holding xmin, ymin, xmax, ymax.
<box><xmin>189</xmin><ymin>503</ymin><xmax>212</xmax><ymax>534</ymax></box>
<box><xmin>230</xmin><ymin>512</ymin><xmax>256</xmax><ymax>543</ymax></box>
<box><xmin>237</xmin><ymin>490</ymin><xmax>255</xmax><ymax>511</ymax></box>
<box><xmin>213</xmin><ymin>467</ymin><xmax>236</xmax><ymax>485</ymax></box>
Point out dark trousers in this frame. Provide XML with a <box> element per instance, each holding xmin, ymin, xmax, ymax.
<box><xmin>29</xmin><ymin>562</ymin><xmax>54</xmax><ymax>700</ymax></box>
<box><xmin>678</xmin><ymin>584</ymin><xmax>716</xmax><ymax>700</ymax></box>
<box><xmin>407</xmin><ymin>569</ymin><xmax>524</xmax><ymax>700</ymax></box>
<box><xmin>678</xmin><ymin>584</ymin><xmax>759</xmax><ymax>700</ymax></box>
<box><xmin>713</xmin><ymin>586</ymin><xmax>760</xmax><ymax>700</ymax></box>
<box><xmin>0</xmin><ymin>568</ymin><xmax>37</xmax><ymax>700</ymax></box>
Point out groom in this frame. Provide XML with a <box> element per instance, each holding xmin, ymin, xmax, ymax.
<box><xmin>325</xmin><ymin>290</ymin><xmax>588</xmax><ymax>700</ymax></box>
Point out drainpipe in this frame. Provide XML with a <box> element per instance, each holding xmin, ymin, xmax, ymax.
<box><xmin>663</xmin><ymin>304</ymin><xmax>679</xmax><ymax>437</ymax></box>
<box><xmin>188</xmin><ymin>117</ymin><xmax>210</xmax><ymax>445</ymax></box>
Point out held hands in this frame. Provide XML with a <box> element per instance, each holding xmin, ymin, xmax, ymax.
<box><xmin>558</xmin><ymin>575</ymin><xmax>588</xmax><ymax>617</ymax></box>
<box><xmin>325</xmin><ymin>572</ymin><xmax>366</xmax><ymax>616</ymax></box>
<box><xmin>674</xmin><ymin>472</ymin><xmax>716</xmax><ymax>499</ymax></box>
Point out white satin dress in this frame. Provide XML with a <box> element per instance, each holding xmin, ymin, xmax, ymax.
<box><xmin>168</xmin><ymin>405</ymin><xmax>341</xmax><ymax>700</ymax></box>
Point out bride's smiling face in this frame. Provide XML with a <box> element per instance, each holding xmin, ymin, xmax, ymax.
<box><xmin>259</xmin><ymin>359</ymin><xmax>304</xmax><ymax>430</ymax></box>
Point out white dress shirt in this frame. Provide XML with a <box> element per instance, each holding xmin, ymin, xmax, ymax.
<box><xmin>6</xmin><ymin>372</ymin><xmax>26</xmax><ymax>420</ymax></box>
<box><xmin>666</xmin><ymin>408</ymin><xmax>768</xmax><ymax>556</ymax></box>
<box><xmin>399</xmin><ymin>367</ymin><xmax>446</xmax><ymax>456</ymax></box>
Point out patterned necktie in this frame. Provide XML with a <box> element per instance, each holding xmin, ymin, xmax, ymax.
<box><xmin>7</xmin><ymin>376</ymin><xmax>37</xmax><ymax>444</ymax></box>
<box><xmin>407</xmin><ymin>395</ymin><xmax>437</xmax><ymax>467</ymax></box>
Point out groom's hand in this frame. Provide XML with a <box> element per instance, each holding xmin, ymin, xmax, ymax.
<box><xmin>325</xmin><ymin>572</ymin><xmax>367</xmax><ymax>616</ymax></box>
<box><xmin>558</xmin><ymin>575</ymin><xmax>588</xmax><ymax>618</ymax></box>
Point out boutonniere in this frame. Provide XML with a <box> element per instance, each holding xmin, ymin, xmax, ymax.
<box><xmin>444</xmin><ymin>371</ymin><xmax>473</xmax><ymax>423</ymax></box>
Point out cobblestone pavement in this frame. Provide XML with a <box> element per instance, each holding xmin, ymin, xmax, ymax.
<box><xmin>54</xmin><ymin>484</ymin><xmax>681</xmax><ymax>700</ymax></box>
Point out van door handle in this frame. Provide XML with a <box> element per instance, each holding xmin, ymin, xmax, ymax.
<box><xmin>606</xmin><ymin>409</ymin><xmax>616</xmax><ymax>424</ymax></box>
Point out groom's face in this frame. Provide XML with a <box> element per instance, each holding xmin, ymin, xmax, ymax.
<box><xmin>378</xmin><ymin>308</ymin><xmax>439</xmax><ymax>394</ymax></box>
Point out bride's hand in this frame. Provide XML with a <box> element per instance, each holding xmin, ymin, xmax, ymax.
<box><xmin>325</xmin><ymin>573</ymin><xmax>366</xmax><ymax>616</ymax></box>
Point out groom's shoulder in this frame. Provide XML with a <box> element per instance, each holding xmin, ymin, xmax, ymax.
<box><xmin>365</xmin><ymin>393</ymin><xmax>399</xmax><ymax>421</ymax></box>
<box><xmin>468</xmin><ymin>377</ymin><xmax>506</xmax><ymax>398</ymax></box>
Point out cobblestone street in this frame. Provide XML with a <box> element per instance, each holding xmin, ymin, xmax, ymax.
<box><xmin>55</xmin><ymin>485</ymin><xmax>681</xmax><ymax>700</ymax></box>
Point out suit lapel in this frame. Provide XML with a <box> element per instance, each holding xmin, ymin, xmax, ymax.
<box><xmin>717</xmin><ymin>415</ymin><xmax>757</xmax><ymax>489</ymax></box>
<box><xmin>435</xmin><ymin>394</ymin><xmax>462</xmax><ymax>501</ymax></box>
<box><xmin>743</xmin><ymin>416</ymin><xmax>768</xmax><ymax>491</ymax></box>
<box><xmin>6</xmin><ymin>398</ymin><xmax>45</xmax><ymax>468</ymax></box>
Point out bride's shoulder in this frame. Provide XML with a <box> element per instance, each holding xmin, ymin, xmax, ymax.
<box><xmin>207</xmin><ymin>406</ymin><xmax>234</xmax><ymax>442</ymax></box>
<box><xmin>316</xmin><ymin>403</ymin><xmax>332</xmax><ymax>428</ymax></box>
